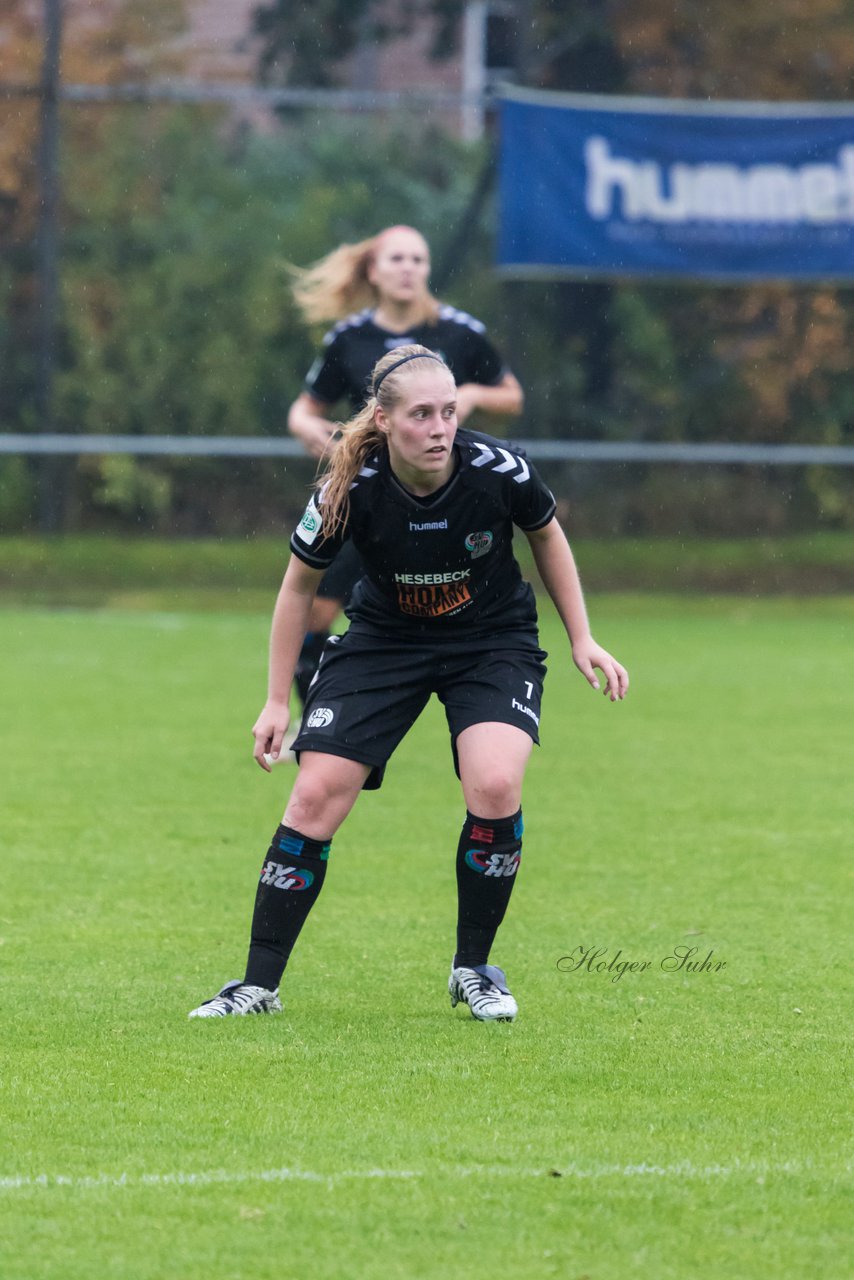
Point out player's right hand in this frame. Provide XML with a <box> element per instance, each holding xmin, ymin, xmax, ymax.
<box><xmin>252</xmin><ymin>700</ymin><xmax>291</xmax><ymax>771</ymax></box>
<box><xmin>291</xmin><ymin>415</ymin><xmax>338</xmax><ymax>460</ymax></box>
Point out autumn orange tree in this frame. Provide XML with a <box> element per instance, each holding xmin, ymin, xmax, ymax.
<box><xmin>0</xmin><ymin>0</ymin><xmax>186</xmax><ymax>246</ymax></box>
<box><xmin>605</xmin><ymin>2</ymin><xmax>854</xmax><ymax>525</ymax></box>
<box><xmin>0</xmin><ymin>0</ymin><xmax>187</xmax><ymax>458</ymax></box>
<box><xmin>359</xmin><ymin>0</ymin><xmax>854</xmax><ymax>527</ymax></box>
<box><xmin>0</xmin><ymin>0</ymin><xmax>188</xmax><ymax>528</ymax></box>
<box><xmin>0</xmin><ymin>0</ymin><xmax>41</xmax><ymax>241</ymax></box>
<box><xmin>2</xmin><ymin>1</ymin><xmax>852</xmax><ymax>533</ymax></box>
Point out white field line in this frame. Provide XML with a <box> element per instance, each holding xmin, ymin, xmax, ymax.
<box><xmin>0</xmin><ymin>1159</ymin><xmax>835</xmax><ymax>1194</ymax></box>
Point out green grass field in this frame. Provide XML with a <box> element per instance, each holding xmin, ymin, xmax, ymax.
<box><xmin>1</xmin><ymin>590</ymin><xmax>852</xmax><ymax>1279</ymax></box>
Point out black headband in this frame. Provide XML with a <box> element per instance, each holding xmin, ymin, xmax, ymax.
<box><xmin>373</xmin><ymin>352</ymin><xmax>446</xmax><ymax>395</ymax></box>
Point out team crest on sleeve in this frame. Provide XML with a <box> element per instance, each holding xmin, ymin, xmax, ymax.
<box><xmin>296</xmin><ymin>494</ymin><xmax>322</xmax><ymax>545</ymax></box>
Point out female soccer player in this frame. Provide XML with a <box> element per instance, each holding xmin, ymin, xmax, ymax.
<box><xmin>286</xmin><ymin>224</ymin><xmax>523</xmax><ymax>714</ymax></box>
<box><xmin>189</xmin><ymin>346</ymin><xmax>627</xmax><ymax>1023</ymax></box>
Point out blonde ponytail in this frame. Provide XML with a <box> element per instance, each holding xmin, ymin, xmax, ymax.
<box><xmin>291</xmin><ymin>237</ymin><xmax>379</xmax><ymax>324</ymax></box>
<box><xmin>291</xmin><ymin>227</ymin><xmax>441</xmax><ymax>326</ymax></box>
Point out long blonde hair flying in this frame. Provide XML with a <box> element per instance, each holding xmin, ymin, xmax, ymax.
<box><xmin>291</xmin><ymin>226</ymin><xmax>441</xmax><ymax>326</ymax></box>
<box><xmin>317</xmin><ymin>344</ymin><xmax>451</xmax><ymax>539</ymax></box>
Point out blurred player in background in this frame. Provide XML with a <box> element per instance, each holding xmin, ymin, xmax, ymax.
<box><xmin>285</xmin><ymin>225</ymin><xmax>523</xmax><ymax>730</ymax></box>
<box><xmin>189</xmin><ymin>345</ymin><xmax>627</xmax><ymax>1024</ymax></box>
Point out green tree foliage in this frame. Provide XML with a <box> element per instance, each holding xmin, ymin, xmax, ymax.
<box><xmin>253</xmin><ymin>0</ymin><xmax>374</xmax><ymax>87</ymax></box>
<box><xmin>20</xmin><ymin>108</ymin><xmax>498</xmax><ymax>530</ymax></box>
<box><xmin>440</xmin><ymin>0</ymin><xmax>854</xmax><ymax>532</ymax></box>
<box><xmin>2</xmin><ymin>3</ymin><xmax>853</xmax><ymax>534</ymax></box>
<box><xmin>253</xmin><ymin>0</ymin><xmax>458</xmax><ymax>87</ymax></box>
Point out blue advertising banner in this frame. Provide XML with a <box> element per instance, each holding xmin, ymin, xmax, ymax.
<box><xmin>498</xmin><ymin>87</ymin><xmax>854</xmax><ymax>282</ymax></box>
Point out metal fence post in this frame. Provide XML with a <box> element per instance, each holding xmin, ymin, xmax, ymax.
<box><xmin>35</xmin><ymin>0</ymin><xmax>64</xmax><ymax>532</ymax></box>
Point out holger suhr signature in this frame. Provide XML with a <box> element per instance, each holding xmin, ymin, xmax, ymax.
<box><xmin>557</xmin><ymin>945</ymin><xmax>727</xmax><ymax>983</ymax></box>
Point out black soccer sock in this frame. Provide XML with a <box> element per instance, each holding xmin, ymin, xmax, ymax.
<box><xmin>454</xmin><ymin>809</ymin><xmax>523</xmax><ymax>969</ymax></box>
<box><xmin>243</xmin><ymin>825</ymin><xmax>332</xmax><ymax>991</ymax></box>
<box><xmin>294</xmin><ymin>630</ymin><xmax>330</xmax><ymax>709</ymax></box>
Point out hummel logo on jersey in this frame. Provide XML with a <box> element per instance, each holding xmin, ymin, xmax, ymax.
<box><xmin>465</xmin><ymin>848</ymin><xmax>521</xmax><ymax>877</ymax></box>
<box><xmin>470</xmin><ymin>442</ymin><xmax>530</xmax><ymax>484</ymax></box>
<box><xmin>306</xmin><ymin>706</ymin><xmax>335</xmax><ymax>729</ymax></box>
<box><xmin>409</xmin><ymin>518</ymin><xmax>448</xmax><ymax>532</ymax></box>
<box><xmin>260</xmin><ymin>861</ymin><xmax>315</xmax><ymax>890</ymax></box>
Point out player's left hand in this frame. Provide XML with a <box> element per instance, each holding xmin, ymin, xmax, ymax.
<box><xmin>572</xmin><ymin>638</ymin><xmax>629</xmax><ymax>701</ymax></box>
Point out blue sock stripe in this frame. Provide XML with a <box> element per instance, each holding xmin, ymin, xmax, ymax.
<box><xmin>277</xmin><ymin>834</ymin><xmax>305</xmax><ymax>857</ymax></box>
<box><xmin>276</xmin><ymin>833</ymin><xmax>332</xmax><ymax>861</ymax></box>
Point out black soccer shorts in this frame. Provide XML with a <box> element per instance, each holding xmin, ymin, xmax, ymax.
<box><xmin>290</xmin><ymin>627</ymin><xmax>548</xmax><ymax>790</ymax></box>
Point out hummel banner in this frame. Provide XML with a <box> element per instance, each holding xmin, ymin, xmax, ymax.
<box><xmin>498</xmin><ymin>86</ymin><xmax>854</xmax><ymax>282</ymax></box>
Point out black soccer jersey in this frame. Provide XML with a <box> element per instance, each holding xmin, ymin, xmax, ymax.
<box><xmin>304</xmin><ymin>306</ymin><xmax>508</xmax><ymax>412</ymax></box>
<box><xmin>290</xmin><ymin>429</ymin><xmax>556</xmax><ymax>640</ymax></box>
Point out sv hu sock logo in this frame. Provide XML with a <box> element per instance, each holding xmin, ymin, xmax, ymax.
<box><xmin>260</xmin><ymin>860</ymin><xmax>315</xmax><ymax>890</ymax></box>
<box><xmin>464</xmin><ymin>849</ymin><xmax>521</xmax><ymax>877</ymax></box>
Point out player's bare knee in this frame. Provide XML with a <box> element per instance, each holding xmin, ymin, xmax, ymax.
<box><xmin>283</xmin><ymin>774</ymin><xmax>337</xmax><ymax>831</ymax></box>
<box><xmin>466</xmin><ymin>771</ymin><xmax>522</xmax><ymax>819</ymax></box>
